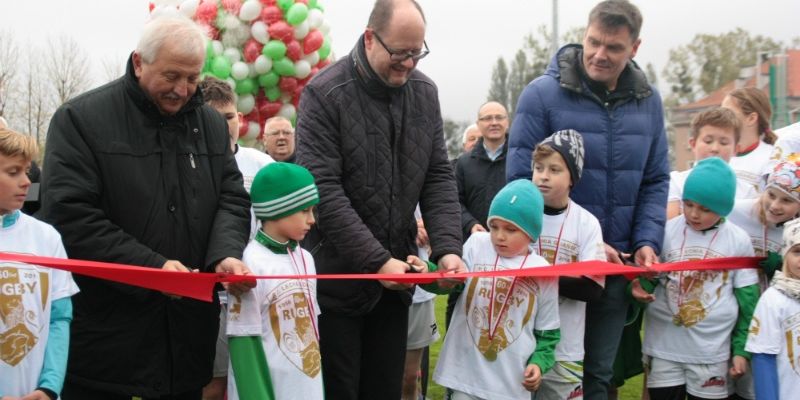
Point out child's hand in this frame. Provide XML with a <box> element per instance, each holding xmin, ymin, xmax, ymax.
<box><xmin>522</xmin><ymin>364</ymin><xmax>542</xmax><ymax>392</ymax></box>
<box><xmin>631</xmin><ymin>278</ymin><xmax>655</xmax><ymax>303</ymax></box>
<box><xmin>405</xmin><ymin>255</ymin><xmax>428</xmax><ymax>273</ymax></box>
<box><xmin>729</xmin><ymin>355</ymin><xmax>749</xmax><ymax>379</ymax></box>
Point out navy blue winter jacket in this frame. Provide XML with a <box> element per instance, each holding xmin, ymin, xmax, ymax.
<box><xmin>506</xmin><ymin>44</ymin><xmax>669</xmax><ymax>254</ymax></box>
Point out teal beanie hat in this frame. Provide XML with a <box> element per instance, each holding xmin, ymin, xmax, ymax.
<box><xmin>683</xmin><ymin>157</ymin><xmax>736</xmax><ymax>216</ymax></box>
<box><xmin>487</xmin><ymin>179</ymin><xmax>545</xmax><ymax>240</ymax></box>
<box><xmin>251</xmin><ymin>162</ymin><xmax>319</xmax><ymax>220</ymax></box>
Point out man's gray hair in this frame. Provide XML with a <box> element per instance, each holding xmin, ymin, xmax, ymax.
<box><xmin>587</xmin><ymin>0</ymin><xmax>643</xmax><ymax>42</ymax></box>
<box><xmin>136</xmin><ymin>15</ymin><xmax>206</xmax><ymax>64</ymax></box>
<box><xmin>265</xmin><ymin>116</ymin><xmax>294</xmax><ymax>131</ymax></box>
<box><xmin>462</xmin><ymin>124</ymin><xmax>478</xmax><ymax>144</ymax></box>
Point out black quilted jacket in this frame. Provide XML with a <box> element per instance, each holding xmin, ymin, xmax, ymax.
<box><xmin>296</xmin><ymin>36</ymin><xmax>462</xmax><ymax>315</ymax></box>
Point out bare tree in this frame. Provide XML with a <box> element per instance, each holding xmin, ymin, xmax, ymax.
<box><xmin>19</xmin><ymin>50</ymin><xmax>53</xmax><ymax>143</ymax></box>
<box><xmin>45</xmin><ymin>35</ymin><xmax>92</xmax><ymax>106</ymax></box>
<box><xmin>0</xmin><ymin>29</ymin><xmax>20</xmax><ymax>120</ymax></box>
<box><xmin>100</xmin><ymin>55</ymin><xmax>125</xmax><ymax>83</ymax></box>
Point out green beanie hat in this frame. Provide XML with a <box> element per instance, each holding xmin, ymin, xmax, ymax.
<box><xmin>251</xmin><ymin>162</ymin><xmax>319</xmax><ymax>220</ymax></box>
<box><xmin>683</xmin><ymin>157</ymin><xmax>736</xmax><ymax>216</ymax></box>
<box><xmin>487</xmin><ymin>179</ymin><xmax>544</xmax><ymax>240</ymax></box>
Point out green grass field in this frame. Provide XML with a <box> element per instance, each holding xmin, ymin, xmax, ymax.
<box><xmin>425</xmin><ymin>296</ymin><xmax>644</xmax><ymax>400</ymax></box>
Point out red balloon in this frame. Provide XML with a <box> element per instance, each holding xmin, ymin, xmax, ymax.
<box><xmin>221</xmin><ymin>0</ymin><xmax>241</xmax><ymax>14</ymax></box>
<box><xmin>238</xmin><ymin>115</ymin><xmax>250</xmax><ymax>138</ymax></box>
<box><xmin>293</xmin><ymin>83</ymin><xmax>305</xmax><ymax>104</ymax></box>
<box><xmin>196</xmin><ymin>0</ymin><xmax>218</xmax><ymax>24</ymax></box>
<box><xmin>261</xmin><ymin>101</ymin><xmax>283</xmax><ymax>118</ymax></box>
<box><xmin>296</xmin><ymin>0</ymin><xmax>308</xmax><ymax>4</ymax></box>
<box><xmin>303</xmin><ymin>30</ymin><xmax>324</xmax><ymax>54</ymax></box>
<box><xmin>243</xmin><ymin>39</ymin><xmax>264</xmax><ymax>63</ymax></box>
<box><xmin>268</xmin><ymin>21</ymin><xmax>295</xmax><ymax>43</ymax></box>
<box><xmin>279</xmin><ymin>77</ymin><xmax>298</xmax><ymax>94</ymax></box>
<box><xmin>260</xmin><ymin>6</ymin><xmax>283</xmax><ymax>24</ymax></box>
<box><xmin>259</xmin><ymin>0</ymin><xmax>277</xmax><ymax>5</ymax></box>
<box><xmin>286</xmin><ymin>41</ymin><xmax>302</xmax><ymax>62</ymax></box>
<box><xmin>316</xmin><ymin>59</ymin><xmax>330</xmax><ymax>69</ymax></box>
<box><xmin>148</xmin><ymin>2</ymin><xmax>155</xmax><ymax>12</ymax></box>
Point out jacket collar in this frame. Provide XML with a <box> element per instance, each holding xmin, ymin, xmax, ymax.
<box><xmin>350</xmin><ymin>34</ymin><xmax>403</xmax><ymax>101</ymax></box>
<box><xmin>549</xmin><ymin>44</ymin><xmax>652</xmax><ymax>101</ymax></box>
<box><xmin>470</xmin><ymin>137</ymin><xmax>508</xmax><ymax>162</ymax></box>
<box><xmin>123</xmin><ymin>53</ymin><xmax>205</xmax><ymax>120</ymax></box>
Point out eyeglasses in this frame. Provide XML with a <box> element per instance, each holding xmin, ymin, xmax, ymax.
<box><xmin>478</xmin><ymin>115</ymin><xmax>508</xmax><ymax>122</ymax></box>
<box><xmin>265</xmin><ymin>129</ymin><xmax>294</xmax><ymax>137</ymax></box>
<box><xmin>372</xmin><ymin>31</ymin><xmax>430</xmax><ymax>62</ymax></box>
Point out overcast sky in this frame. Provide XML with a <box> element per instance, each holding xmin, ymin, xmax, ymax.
<box><xmin>2</xmin><ymin>0</ymin><xmax>798</xmax><ymax>122</ymax></box>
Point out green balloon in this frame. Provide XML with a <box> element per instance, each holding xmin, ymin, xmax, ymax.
<box><xmin>286</xmin><ymin>3</ymin><xmax>309</xmax><ymax>26</ymax></box>
<box><xmin>262</xmin><ymin>40</ymin><xmax>287</xmax><ymax>60</ymax></box>
<box><xmin>266</xmin><ymin>86</ymin><xmax>282</xmax><ymax>102</ymax></box>
<box><xmin>258</xmin><ymin>71</ymin><xmax>280</xmax><ymax>88</ymax></box>
<box><xmin>273</xmin><ymin>57</ymin><xmax>296</xmax><ymax>77</ymax></box>
<box><xmin>277</xmin><ymin>0</ymin><xmax>294</xmax><ymax>12</ymax></box>
<box><xmin>318</xmin><ymin>38</ymin><xmax>332</xmax><ymax>60</ymax></box>
<box><xmin>211</xmin><ymin>56</ymin><xmax>232</xmax><ymax>79</ymax></box>
<box><xmin>235</xmin><ymin>78</ymin><xmax>257</xmax><ymax>95</ymax></box>
<box><xmin>308</xmin><ymin>0</ymin><xmax>318</xmax><ymax>8</ymax></box>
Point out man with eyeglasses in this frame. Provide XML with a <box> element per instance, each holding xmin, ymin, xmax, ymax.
<box><xmin>506</xmin><ymin>1</ymin><xmax>669</xmax><ymax>399</ymax></box>
<box><xmin>261</xmin><ymin>116</ymin><xmax>296</xmax><ymax>163</ymax></box>
<box><xmin>294</xmin><ymin>0</ymin><xmax>464</xmax><ymax>399</ymax></box>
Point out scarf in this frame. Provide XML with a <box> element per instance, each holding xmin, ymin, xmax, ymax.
<box><xmin>772</xmin><ymin>270</ymin><xmax>800</xmax><ymax>301</ymax></box>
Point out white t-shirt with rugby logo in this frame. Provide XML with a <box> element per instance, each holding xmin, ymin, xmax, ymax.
<box><xmin>226</xmin><ymin>241</ymin><xmax>323</xmax><ymax>400</ymax></box>
<box><xmin>434</xmin><ymin>232</ymin><xmax>559</xmax><ymax>400</ymax></box>
<box><xmin>643</xmin><ymin>216</ymin><xmax>758</xmax><ymax>364</ymax></box>
<box><xmin>745</xmin><ymin>286</ymin><xmax>800</xmax><ymax>400</ymax></box>
<box><xmin>536</xmin><ymin>200</ymin><xmax>605</xmax><ymax>363</ymax></box>
<box><xmin>729</xmin><ymin>141</ymin><xmax>774</xmax><ymax>199</ymax></box>
<box><xmin>0</xmin><ymin>213</ymin><xmax>79</xmax><ymax>397</ymax></box>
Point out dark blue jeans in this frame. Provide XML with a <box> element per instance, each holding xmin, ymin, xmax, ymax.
<box><xmin>582</xmin><ymin>275</ymin><xmax>629</xmax><ymax>400</ymax></box>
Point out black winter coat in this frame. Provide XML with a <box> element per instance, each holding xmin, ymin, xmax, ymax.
<box><xmin>455</xmin><ymin>138</ymin><xmax>507</xmax><ymax>239</ymax></box>
<box><xmin>296</xmin><ymin>36</ymin><xmax>462</xmax><ymax>315</ymax></box>
<box><xmin>38</xmin><ymin>56</ymin><xmax>251</xmax><ymax>396</ymax></box>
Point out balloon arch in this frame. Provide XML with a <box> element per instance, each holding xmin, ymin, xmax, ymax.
<box><xmin>150</xmin><ymin>0</ymin><xmax>332</xmax><ymax>142</ymax></box>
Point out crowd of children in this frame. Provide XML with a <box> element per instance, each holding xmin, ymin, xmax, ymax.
<box><xmin>3</xmin><ymin>80</ymin><xmax>800</xmax><ymax>400</ymax></box>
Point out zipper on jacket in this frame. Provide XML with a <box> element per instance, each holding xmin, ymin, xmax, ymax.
<box><xmin>189</xmin><ymin>153</ymin><xmax>196</xmax><ymax>169</ymax></box>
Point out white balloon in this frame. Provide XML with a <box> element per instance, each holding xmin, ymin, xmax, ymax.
<box><xmin>294</xmin><ymin>21</ymin><xmax>310</xmax><ymax>40</ymax></box>
<box><xmin>211</xmin><ymin>40</ymin><xmax>224</xmax><ymax>57</ymax></box>
<box><xmin>238</xmin><ymin>94</ymin><xmax>255</xmax><ymax>115</ymax></box>
<box><xmin>254</xmin><ymin>55</ymin><xmax>273</xmax><ymax>74</ymax></box>
<box><xmin>307</xmin><ymin>9</ymin><xmax>324</xmax><ymax>29</ymax></box>
<box><xmin>151</xmin><ymin>5</ymin><xmax>180</xmax><ymax>18</ymax></box>
<box><xmin>278</xmin><ymin>103</ymin><xmax>296</xmax><ymax>120</ymax></box>
<box><xmin>248</xmin><ymin>63</ymin><xmax>258</xmax><ymax>78</ymax></box>
<box><xmin>251</xmin><ymin>21</ymin><xmax>270</xmax><ymax>44</ymax></box>
<box><xmin>238</xmin><ymin>0</ymin><xmax>262</xmax><ymax>22</ymax></box>
<box><xmin>178</xmin><ymin>0</ymin><xmax>199</xmax><ymax>18</ymax></box>
<box><xmin>302</xmin><ymin>51</ymin><xmax>319</xmax><ymax>66</ymax></box>
<box><xmin>224</xmin><ymin>48</ymin><xmax>242</xmax><ymax>64</ymax></box>
<box><xmin>245</xmin><ymin>121</ymin><xmax>261</xmax><ymax>140</ymax></box>
<box><xmin>225</xmin><ymin>77</ymin><xmax>237</xmax><ymax>91</ymax></box>
<box><xmin>294</xmin><ymin>60</ymin><xmax>312</xmax><ymax>79</ymax></box>
<box><xmin>231</xmin><ymin>61</ymin><xmax>250</xmax><ymax>80</ymax></box>
<box><xmin>224</xmin><ymin>14</ymin><xmax>241</xmax><ymax>30</ymax></box>
<box><xmin>319</xmin><ymin>19</ymin><xmax>331</xmax><ymax>35</ymax></box>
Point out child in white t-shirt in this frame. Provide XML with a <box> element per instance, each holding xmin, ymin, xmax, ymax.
<box><xmin>633</xmin><ymin>157</ymin><xmax>760</xmax><ymax>400</ymax></box>
<box><xmin>0</xmin><ymin>128</ymin><xmax>79</xmax><ymax>400</ymax></box>
<box><xmin>429</xmin><ymin>179</ymin><xmax>560</xmax><ymax>400</ymax></box>
<box><xmin>721</xmin><ymin>87</ymin><xmax>777</xmax><ymax>199</ymax></box>
<box><xmin>199</xmin><ymin>76</ymin><xmax>274</xmax><ymax>400</ymax></box>
<box><xmin>531</xmin><ymin>130</ymin><xmax>605</xmax><ymax>400</ymax></box>
<box><xmin>746</xmin><ymin>218</ymin><xmax>800</xmax><ymax>400</ymax></box>
<box><xmin>226</xmin><ymin>162</ymin><xmax>323</xmax><ymax>400</ymax></box>
<box><xmin>726</xmin><ymin>159</ymin><xmax>800</xmax><ymax>399</ymax></box>
<box><xmin>668</xmin><ymin>108</ymin><xmax>740</xmax><ymax>219</ymax></box>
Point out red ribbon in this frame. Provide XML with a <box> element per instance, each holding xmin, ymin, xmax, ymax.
<box><xmin>0</xmin><ymin>252</ymin><xmax>762</xmax><ymax>303</ymax></box>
